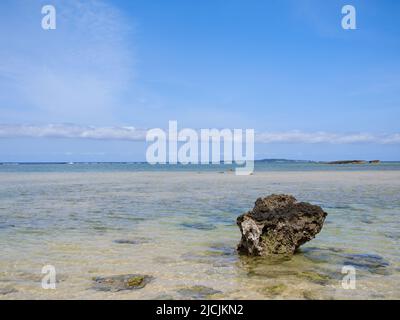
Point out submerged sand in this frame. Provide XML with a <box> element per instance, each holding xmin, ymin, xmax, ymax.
<box><xmin>0</xmin><ymin>171</ymin><xmax>399</xmax><ymax>299</ymax></box>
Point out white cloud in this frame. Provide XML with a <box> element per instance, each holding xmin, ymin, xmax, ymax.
<box><xmin>0</xmin><ymin>124</ymin><xmax>146</xmax><ymax>141</ymax></box>
<box><xmin>255</xmin><ymin>131</ymin><xmax>400</xmax><ymax>144</ymax></box>
<box><xmin>1</xmin><ymin>124</ymin><xmax>400</xmax><ymax>144</ymax></box>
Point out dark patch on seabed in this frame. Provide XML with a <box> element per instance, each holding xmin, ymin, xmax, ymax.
<box><xmin>179</xmin><ymin>222</ymin><xmax>217</xmax><ymax>230</ymax></box>
<box><xmin>181</xmin><ymin>242</ymin><xmax>237</xmax><ymax>267</ymax></box>
<box><xmin>301</xmin><ymin>247</ymin><xmax>391</xmax><ymax>275</ymax></box>
<box><xmin>360</xmin><ymin>217</ymin><xmax>374</xmax><ymax>224</ymax></box>
<box><xmin>0</xmin><ymin>223</ymin><xmax>15</xmax><ymax>229</ymax></box>
<box><xmin>0</xmin><ymin>286</ymin><xmax>18</xmax><ymax>295</ymax></box>
<box><xmin>113</xmin><ymin>237</ymin><xmax>150</xmax><ymax>244</ymax></box>
<box><xmin>239</xmin><ymin>256</ymin><xmax>335</xmax><ymax>285</ymax></box>
<box><xmin>207</xmin><ymin>242</ymin><xmax>236</xmax><ymax>256</ymax></box>
<box><xmin>177</xmin><ymin>285</ymin><xmax>222</xmax><ymax>299</ymax></box>
<box><xmin>383</xmin><ymin>231</ymin><xmax>400</xmax><ymax>240</ymax></box>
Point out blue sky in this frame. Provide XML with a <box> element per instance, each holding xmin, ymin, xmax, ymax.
<box><xmin>0</xmin><ymin>0</ymin><xmax>400</xmax><ymax>161</ymax></box>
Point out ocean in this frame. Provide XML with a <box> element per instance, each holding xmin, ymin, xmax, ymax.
<box><xmin>0</xmin><ymin>162</ymin><xmax>399</xmax><ymax>299</ymax></box>
<box><xmin>1</xmin><ymin>161</ymin><xmax>400</xmax><ymax>173</ymax></box>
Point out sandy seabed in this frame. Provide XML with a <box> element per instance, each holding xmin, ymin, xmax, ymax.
<box><xmin>1</xmin><ymin>171</ymin><xmax>399</xmax><ymax>299</ymax></box>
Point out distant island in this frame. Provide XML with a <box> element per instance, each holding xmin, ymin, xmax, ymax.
<box><xmin>255</xmin><ymin>159</ymin><xmax>315</xmax><ymax>163</ymax></box>
<box><xmin>255</xmin><ymin>159</ymin><xmax>382</xmax><ymax>165</ymax></box>
<box><xmin>326</xmin><ymin>160</ymin><xmax>381</xmax><ymax>165</ymax></box>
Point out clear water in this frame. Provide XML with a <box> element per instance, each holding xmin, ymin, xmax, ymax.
<box><xmin>1</xmin><ymin>161</ymin><xmax>400</xmax><ymax>173</ymax></box>
<box><xmin>0</xmin><ymin>164</ymin><xmax>399</xmax><ymax>299</ymax></box>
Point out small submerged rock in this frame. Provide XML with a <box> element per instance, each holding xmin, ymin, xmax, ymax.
<box><xmin>92</xmin><ymin>274</ymin><xmax>153</xmax><ymax>292</ymax></box>
<box><xmin>180</xmin><ymin>222</ymin><xmax>216</xmax><ymax>231</ymax></box>
<box><xmin>113</xmin><ymin>237</ymin><xmax>149</xmax><ymax>245</ymax></box>
<box><xmin>205</xmin><ymin>243</ymin><xmax>236</xmax><ymax>257</ymax></box>
<box><xmin>0</xmin><ymin>286</ymin><xmax>18</xmax><ymax>295</ymax></box>
<box><xmin>237</xmin><ymin>194</ymin><xmax>327</xmax><ymax>257</ymax></box>
<box><xmin>0</xmin><ymin>223</ymin><xmax>16</xmax><ymax>230</ymax></box>
<box><xmin>177</xmin><ymin>285</ymin><xmax>222</xmax><ymax>299</ymax></box>
<box><xmin>383</xmin><ymin>232</ymin><xmax>400</xmax><ymax>241</ymax></box>
<box><xmin>360</xmin><ymin>217</ymin><xmax>374</xmax><ymax>225</ymax></box>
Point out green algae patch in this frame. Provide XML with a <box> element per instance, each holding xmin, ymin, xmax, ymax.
<box><xmin>127</xmin><ymin>276</ymin><xmax>145</xmax><ymax>287</ymax></box>
<box><xmin>260</xmin><ymin>283</ymin><xmax>287</xmax><ymax>297</ymax></box>
<box><xmin>298</xmin><ymin>271</ymin><xmax>332</xmax><ymax>285</ymax></box>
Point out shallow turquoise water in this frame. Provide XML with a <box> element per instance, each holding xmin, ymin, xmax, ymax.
<box><xmin>0</xmin><ymin>168</ymin><xmax>399</xmax><ymax>299</ymax></box>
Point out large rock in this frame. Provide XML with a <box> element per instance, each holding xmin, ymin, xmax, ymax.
<box><xmin>237</xmin><ymin>194</ymin><xmax>327</xmax><ymax>256</ymax></box>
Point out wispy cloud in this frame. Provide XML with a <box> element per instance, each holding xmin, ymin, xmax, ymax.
<box><xmin>0</xmin><ymin>124</ymin><xmax>146</xmax><ymax>141</ymax></box>
<box><xmin>0</xmin><ymin>0</ymin><xmax>135</xmax><ymax>124</ymax></box>
<box><xmin>1</xmin><ymin>124</ymin><xmax>400</xmax><ymax>145</ymax></box>
<box><xmin>256</xmin><ymin>131</ymin><xmax>400</xmax><ymax>144</ymax></box>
